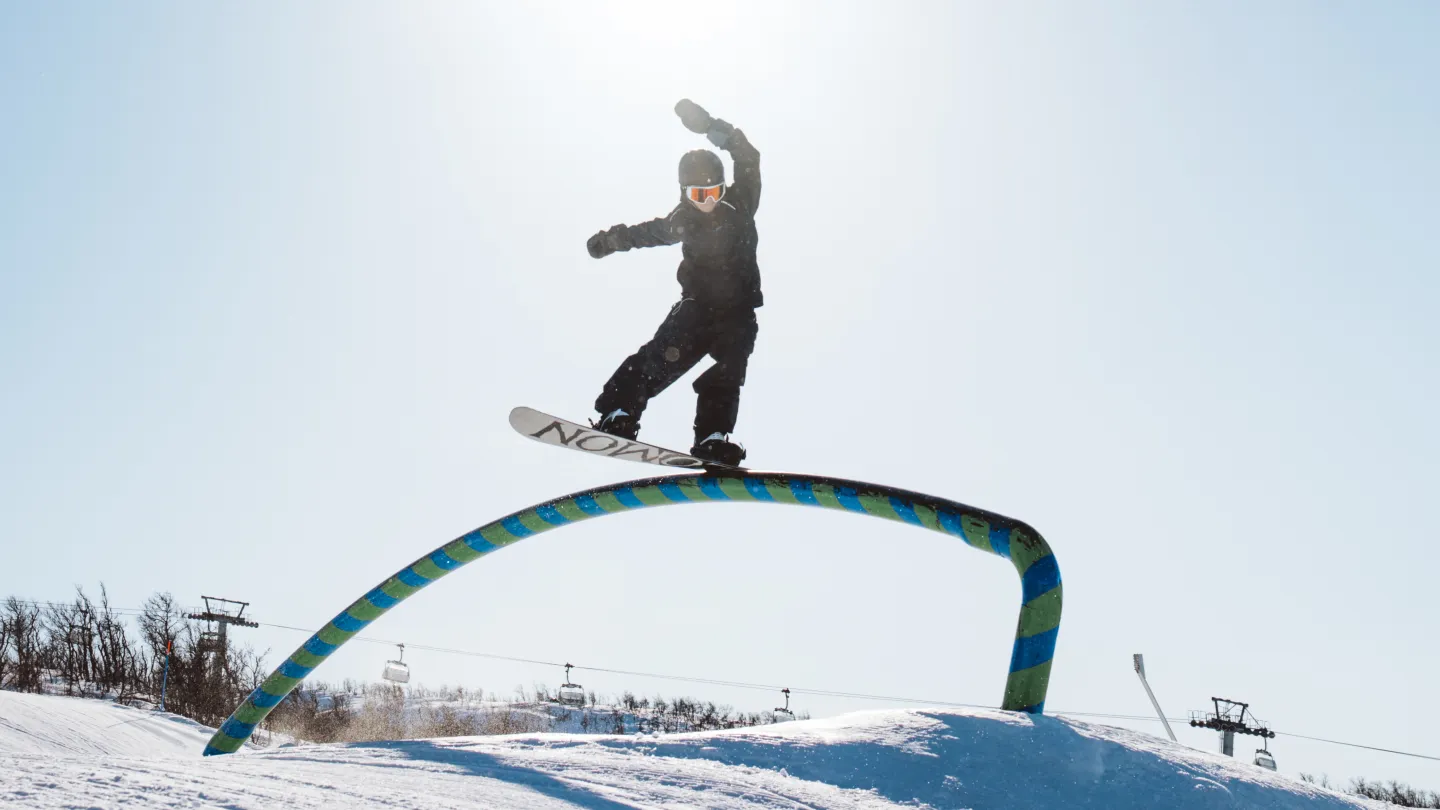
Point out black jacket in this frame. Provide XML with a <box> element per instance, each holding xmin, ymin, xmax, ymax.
<box><xmin>602</xmin><ymin>129</ymin><xmax>762</xmax><ymax>310</ymax></box>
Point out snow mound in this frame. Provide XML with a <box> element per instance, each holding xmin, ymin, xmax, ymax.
<box><xmin>1</xmin><ymin>692</ymin><xmax>1378</xmax><ymax>808</ymax></box>
<box><xmin>0</xmin><ymin>690</ymin><xmax>212</xmax><ymax>757</ymax></box>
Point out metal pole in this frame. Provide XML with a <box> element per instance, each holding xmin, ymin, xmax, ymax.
<box><xmin>160</xmin><ymin>640</ymin><xmax>172</xmax><ymax>712</ymax></box>
<box><xmin>1132</xmin><ymin>654</ymin><xmax>1178</xmax><ymax>742</ymax></box>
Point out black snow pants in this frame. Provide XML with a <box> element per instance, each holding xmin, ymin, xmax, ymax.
<box><xmin>595</xmin><ymin>299</ymin><xmax>758</xmax><ymax>444</ymax></box>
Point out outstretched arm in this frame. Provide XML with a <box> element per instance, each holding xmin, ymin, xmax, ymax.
<box><xmin>675</xmin><ymin>99</ymin><xmax>761</xmax><ymax>213</ymax></box>
<box><xmin>586</xmin><ymin>206</ymin><xmax>683</xmax><ymax>259</ymax></box>
<box><xmin>717</xmin><ymin>126</ymin><xmax>760</xmax><ymax>213</ymax></box>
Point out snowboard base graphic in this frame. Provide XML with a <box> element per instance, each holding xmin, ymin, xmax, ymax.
<box><xmin>508</xmin><ymin>407</ymin><xmax>746</xmax><ymax>472</ymax></box>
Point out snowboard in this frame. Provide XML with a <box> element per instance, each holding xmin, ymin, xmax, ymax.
<box><xmin>508</xmin><ymin>406</ymin><xmax>746</xmax><ymax>472</ymax></box>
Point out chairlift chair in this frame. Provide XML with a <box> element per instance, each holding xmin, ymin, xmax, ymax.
<box><xmin>382</xmin><ymin>643</ymin><xmax>411</xmax><ymax>684</ymax></box>
<box><xmin>773</xmin><ymin>688</ymin><xmax>796</xmax><ymax>722</ymax></box>
<box><xmin>558</xmin><ymin>663</ymin><xmax>586</xmax><ymax>706</ymax></box>
<box><xmin>1253</xmin><ymin>747</ymin><xmax>1277</xmax><ymax>771</ymax></box>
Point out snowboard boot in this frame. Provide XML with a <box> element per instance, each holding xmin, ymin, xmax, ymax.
<box><xmin>593</xmin><ymin>409</ymin><xmax>640</xmax><ymax>440</ymax></box>
<box><xmin>691</xmin><ymin>431</ymin><xmax>746</xmax><ymax>467</ymax></box>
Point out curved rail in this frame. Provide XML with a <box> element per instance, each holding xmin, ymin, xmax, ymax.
<box><xmin>203</xmin><ymin>471</ymin><xmax>1061</xmax><ymax>755</ymax></box>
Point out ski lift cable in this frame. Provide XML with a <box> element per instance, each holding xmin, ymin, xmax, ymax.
<box><xmin>256</xmin><ymin>620</ymin><xmax>991</xmax><ymax>706</ymax></box>
<box><xmin>6</xmin><ymin>599</ymin><xmax>189</xmax><ymax>618</ymax></box>
<box><xmin>251</xmin><ymin>621</ymin><xmax>1440</xmax><ymax>760</ymax></box>
<box><xmin>18</xmin><ymin>601</ymin><xmax>1437</xmax><ymax>762</ymax></box>
<box><xmin>1048</xmin><ymin>711</ymin><xmax>1440</xmax><ymax>762</ymax></box>
<box><xmin>1269</xmin><ymin>732</ymin><xmax>1440</xmax><ymax>762</ymax></box>
<box><xmin>1049</xmin><ymin>710</ymin><xmax>1180</xmax><ymax>722</ymax></box>
<box><xmin>258</xmin><ymin>621</ymin><xmax>566</xmax><ymax>669</ymax></box>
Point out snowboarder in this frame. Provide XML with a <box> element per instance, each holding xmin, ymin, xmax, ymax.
<box><xmin>585</xmin><ymin>99</ymin><xmax>761</xmax><ymax>467</ymax></box>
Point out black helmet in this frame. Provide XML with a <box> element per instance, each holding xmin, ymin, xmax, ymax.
<box><xmin>678</xmin><ymin>149</ymin><xmax>724</xmax><ymax>186</ymax></box>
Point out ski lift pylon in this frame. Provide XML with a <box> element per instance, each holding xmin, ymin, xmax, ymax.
<box><xmin>382</xmin><ymin>643</ymin><xmax>410</xmax><ymax>684</ymax></box>
<box><xmin>557</xmin><ymin>663</ymin><xmax>585</xmax><ymax>706</ymax></box>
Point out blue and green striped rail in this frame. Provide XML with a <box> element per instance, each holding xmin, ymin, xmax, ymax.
<box><xmin>203</xmin><ymin>471</ymin><xmax>1061</xmax><ymax>755</ymax></box>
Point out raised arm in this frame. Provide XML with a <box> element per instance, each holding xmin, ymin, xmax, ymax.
<box><xmin>586</xmin><ymin>206</ymin><xmax>684</xmax><ymax>259</ymax></box>
<box><xmin>675</xmin><ymin>99</ymin><xmax>761</xmax><ymax>213</ymax></box>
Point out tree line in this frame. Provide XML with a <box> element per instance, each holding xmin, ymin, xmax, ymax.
<box><xmin>1300</xmin><ymin>774</ymin><xmax>1440</xmax><ymax>808</ymax></box>
<box><xmin>264</xmin><ymin>681</ymin><xmax>811</xmax><ymax>744</ymax></box>
<box><xmin>1</xmin><ymin>585</ymin><xmax>806</xmax><ymax>746</ymax></box>
<box><xmin>0</xmin><ymin>586</ymin><xmax>267</xmax><ymax>727</ymax></box>
<box><xmin>611</xmin><ymin>689</ymin><xmax>809</xmax><ymax>733</ymax></box>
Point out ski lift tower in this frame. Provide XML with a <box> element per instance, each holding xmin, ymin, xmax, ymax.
<box><xmin>186</xmin><ymin>597</ymin><xmax>258</xmax><ymax>680</ymax></box>
<box><xmin>1189</xmin><ymin>697</ymin><xmax>1275</xmax><ymax>758</ymax></box>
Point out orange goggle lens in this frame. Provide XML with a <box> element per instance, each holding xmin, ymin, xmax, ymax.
<box><xmin>685</xmin><ymin>184</ymin><xmax>724</xmax><ymax>204</ymax></box>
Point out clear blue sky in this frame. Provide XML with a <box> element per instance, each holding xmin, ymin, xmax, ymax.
<box><xmin>2</xmin><ymin>0</ymin><xmax>1436</xmax><ymax>788</ymax></box>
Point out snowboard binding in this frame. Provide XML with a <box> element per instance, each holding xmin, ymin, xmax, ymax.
<box><xmin>691</xmin><ymin>432</ymin><xmax>746</xmax><ymax>467</ymax></box>
<box><xmin>592</xmin><ymin>409</ymin><xmax>640</xmax><ymax>440</ymax></box>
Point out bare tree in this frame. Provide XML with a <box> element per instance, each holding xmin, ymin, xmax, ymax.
<box><xmin>44</xmin><ymin>589</ymin><xmax>95</xmax><ymax>694</ymax></box>
<box><xmin>91</xmin><ymin>585</ymin><xmax>139</xmax><ymax>695</ymax></box>
<box><xmin>137</xmin><ymin>592</ymin><xmax>185</xmax><ymax>700</ymax></box>
<box><xmin>4</xmin><ymin>598</ymin><xmax>45</xmax><ymax>693</ymax></box>
<box><xmin>0</xmin><ymin>606</ymin><xmax>12</xmax><ymax>687</ymax></box>
<box><xmin>1348</xmin><ymin>778</ymin><xmax>1440</xmax><ymax>808</ymax></box>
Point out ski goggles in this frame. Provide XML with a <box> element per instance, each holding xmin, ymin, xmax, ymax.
<box><xmin>684</xmin><ymin>183</ymin><xmax>725</xmax><ymax>204</ymax></box>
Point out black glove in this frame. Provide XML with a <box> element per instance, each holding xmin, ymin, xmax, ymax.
<box><xmin>586</xmin><ymin>225</ymin><xmax>625</xmax><ymax>259</ymax></box>
<box><xmin>675</xmin><ymin>99</ymin><xmax>713</xmax><ymax>133</ymax></box>
<box><xmin>586</xmin><ymin>231</ymin><xmax>609</xmax><ymax>259</ymax></box>
<box><xmin>675</xmin><ymin>99</ymin><xmax>735</xmax><ymax>149</ymax></box>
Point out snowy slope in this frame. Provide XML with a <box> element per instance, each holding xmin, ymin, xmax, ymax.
<box><xmin>0</xmin><ymin>691</ymin><xmax>212</xmax><ymax>757</ymax></box>
<box><xmin>0</xmin><ymin>691</ymin><xmax>1381</xmax><ymax>809</ymax></box>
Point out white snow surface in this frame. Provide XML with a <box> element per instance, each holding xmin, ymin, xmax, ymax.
<box><xmin>0</xmin><ymin>691</ymin><xmax>212</xmax><ymax>757</ymax></box>
<box><xmin>0</xmin><ymin>690</ymin><xmax>1381</xmax><ymax>809</ymax></box>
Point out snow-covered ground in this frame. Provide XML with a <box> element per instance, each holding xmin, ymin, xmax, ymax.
<box><xmin>0</xmin><ymin>690</ymin><xmax>212</xmax><ymax>758</ymax></box>
<box><xmin>0</xmin><ymin>690</ymin><xmax>1381</xmax><ymax>808</ymax></box>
